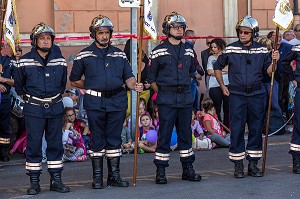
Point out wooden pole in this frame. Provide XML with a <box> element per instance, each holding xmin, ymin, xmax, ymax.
<box><xmin>0</xmin><ymin>0</ymin><xmax>7</xmax><ymax>74</ymax></box>
<box><xmin>133</xmin><ymin>0</ymin><xmax>144</xmax><ymax>187</ymax></box>
<box><xmin>262</xmin><ymin>26</ymin><xmax>279</xmax><ymax>175</ymax></box>
<box><xmin>0</xmin><ymin>0</ymin><xmax>7</xmax><ymax>47</ymax></box>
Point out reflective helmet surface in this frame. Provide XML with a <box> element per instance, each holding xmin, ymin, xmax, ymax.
<box><xmin>235</xmin><ymin>15</ymin><xmax>259</xmax><ymax>38</ymax></box>
<box><xmin>30</xmin><ymin>22</ymin><xmax>55</xmax><ymax>47</ymax></box>
<box><xmin>162</xmin><ymin>12</ymin><xmax>187</xmax><ymax>35</ymax></box>
<box><xmin>89</xmin><ymin>15</ymin><xmax>114</xmax><ymax>39</ymax></box>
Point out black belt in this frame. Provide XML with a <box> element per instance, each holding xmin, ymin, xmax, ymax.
<box><xmin>158</xmin><ymin>85</ymin><xmax>190</xmax><ymax>93</ymax></box>
<box><xmin>24</xmin><ymin>94</ymin><xmax>62</xmax><ymax>108</ymax></box>
<box><xmin>229</xmin><ymin>84</ymin><xmax>261</xmax><ymax>94</ymax></box>
<box><xmin>86</xmin><ymin>87</ymin><xmax>125</xmax><ymax>98</ymax></box>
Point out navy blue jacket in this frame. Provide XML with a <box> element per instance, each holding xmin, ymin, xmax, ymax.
<box><xmin>14</xmin><ymin>48</ymin><xmax>67</xmax><ymax>118</ymax></box>
<box><xmin>214</xmin><ymin>40</ymin><xmax>271</xmax><ymax>96</ymax></box>
<box><xmin>147</xmin><ymin>39</ymin><xmax>195</xmax><ymax>107</ymax></box>
<box><xmin>0</xmin><ymin>55</ymin><xmax>15</xmax><ymax>100</ymax></box>
<box><xmin>69</xmin><ymin>42</ymin><xmax>134</xmax><ymax>111</ymax></box>
<box><xmin>282</xmin><ymin>45</ymin><xmax>300</xmax><ymax>92</ymax></box>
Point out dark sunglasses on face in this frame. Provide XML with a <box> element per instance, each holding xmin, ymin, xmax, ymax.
<box><xmin>17</xmin><ymin>49</ymin><xmax>22</xmax><ymax>52</ymax></box>
<box><xmin>238</xmin><ymin>30</ymin><xmax>253</xmax><ymax>35</ymax></box>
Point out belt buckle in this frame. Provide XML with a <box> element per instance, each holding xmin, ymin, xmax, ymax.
<box><xmin>42</xmin><ymin>101</ymin><xmax>51</xmax><ymax>108</ymax></box>
<box><xmin>245</xmin><ymin>88</ymin><xmax>252</xmax><ymax>94</ymax></box>
<box><xmin>177</xmin><ymin>86</ymin><xmax>184</xmax><ymax>93</ymax></box>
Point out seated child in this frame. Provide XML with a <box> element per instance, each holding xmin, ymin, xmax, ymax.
<box><xmin>202</xmin><ymin>98</ymin><xmax>230</xmax><ymax>148</ymax></box>
<box><xmin>138</xmin><ymin>114</ymin><xmax>157</xmax><ymax>153</ymax></box>
<box><xmin>121</xmin><ymin>118</ymin><xmax>134</xmax><ymax>154</ymax></box>
<box><xmin>9</xmin><ymin>129</ymin><xmax>27</xmax><ymax>156</ymax></box>
<box><xmin>152</xmin><ymin>104</ymin><xmax>159</xmax><ymax>131</ymax></box>
<box><xmin>62</xmin><ymin>107</ymin><xmax>87</xmax><ymax>162</ymax></box>
<box><xmin>191</xmin><ymin>109</ymin><xmax>204</xmax><ymax>139</ymax></box>
<box><xmin>191</xmin><ymin>109</ymin><xmax>212</xmax><ymax>150</ymax></box>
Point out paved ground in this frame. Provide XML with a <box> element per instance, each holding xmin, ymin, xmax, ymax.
<box><xmin>0</xmin><ymin>133</ymin><xmax>300</xmax><ymax>199</ymax></box>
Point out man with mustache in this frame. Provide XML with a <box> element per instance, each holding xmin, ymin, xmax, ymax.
<box><xmin>70</xmin><ymin>15</ymin><xmax>143</xmax><ymax>189</ymax></box>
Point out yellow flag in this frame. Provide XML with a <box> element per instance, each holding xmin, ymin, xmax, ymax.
<box><xmin>273</xmin><ymin>0</ymin><xmax>294</xmax><ymax>30</ymax></box>
<box><xmin>3</xmin><ymin>0</ymin><xmax>20</xmax><ymax>55</ymax></box>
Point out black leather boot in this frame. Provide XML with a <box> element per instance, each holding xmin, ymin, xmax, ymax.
<box><xmin>248</xmin><ymin>160</ymin><xmax>262</xmax><ymax>177</ymax></box>
<box><xmin>155</xmin><ymin>166</ymin><xmax>167</xmax><ymax>184</ymax></box>
<box><xmin>0</xmin><ymin>145</ymin><xmax>9</xmax><ymax>162</ymax></box>
<box><xmin>107</xmin><ymin>157</ymin><xmax>129</xmax><ymax>187</ymax></box>
<box><xmin>92</xmin><ymin>157</ymin><xmax>104</xmax><ymax>189</ymax></box>
<box><xmin>234</xmin><ymin>161</ymin><xmax>244</xmax><ymax>178</ymax></box>
<box><xmin>50</xmin><ymin>173</ymin><xmax>70</xmax><ymax>193</ymax></box>
<box><xmin>292</xmin><ymin>156</ymin><xmax>300</xmax><ymax>174</ymax></box>
<box><xmin>182</xmin><ymin>163</ymin><xmax>201</xmax><ymax>181</ymax></box>
<box><xmin>27</xmin><ymin>174</ymin><xmax>41</xmax><ymax>195</ymax></box>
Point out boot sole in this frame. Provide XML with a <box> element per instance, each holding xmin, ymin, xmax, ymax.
<box><xmin>182</xmin><ymin>176</ymin><xmax>201</xmax><ymax>181</ymax></box>
<box><xmin>234</xmin><ymin>174</ymin><xmax>244</xmax><ymax>178</ymax></box>
<box><xmin>247</xmin><ymin>172</ymin><xmax>262</xmax><ymax>177</ymax></box>
<box><xmin>27</xmin><ymin>188</ymin><xmax>41</xmax><ymax>195</ymax></box>
<box><xmin>107</xmin><ymin>182</ymin><xmax>129</xmax><ymax>187</ymax></box>
<box><xmin>92</xmin><ymin>183</ymin><xmax>104</xmax><ymax>189</ymax></box>
<box><xmin>50</xmin><ymin>186</ymin><xmax>70</xmax><ymax>193</ymax></box>
<box><xmin>155</xmin><ymin>180</ymin><xmax>167</xmax><ymax>184</ymax></box>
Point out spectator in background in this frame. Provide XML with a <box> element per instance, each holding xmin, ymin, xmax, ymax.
<box><xmin>185</xmin><ymin>30</ymin><xmax>204</xmax><ymax>111</ymax></box>
<box><xmin>124</xmin><ymin>39</ymin><xmax>151</xmax><ymax>118</ymax></box>
<box><xmin>207</xmin><ymin>38</ymin><xmax>229</xmax><ymax>128</ymax></box>
<box><xmin>0</xmin><ymin>43</ymin><xmax>15</xmax><ymax>162</ymax></box>
<box><xmin>282</xmin><ymin>30</ymin><xmax>295</xmax><ymax>43</ymax></box>
<box><xmin>201</xmin><ymin>35</ymin><xmax>214</xmax><ymax>87</ymax></box>
<box><xmin>65</xmin><ymin>88</ymin><xmax>79</xmax><ymax>109</ymax></box>
<box><xmin>289</xmin><ymin>24</ymin><xmax>300</xmax><ymax>45</ymax></box>
<box><xmin>269</xmin><ymin>31</ymin><xmax>293</xmax><ymax>122</ymax></box>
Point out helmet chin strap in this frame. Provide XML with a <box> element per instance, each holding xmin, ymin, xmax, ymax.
<box><xmin>36</xmin><ymin>46</ymin><xmax>51</xmax><ymax>53</ymax></box>
<box><xmin>169</xmin><ymin>33</ymin><xmax>183</xmax><ymax>40</ymax></box>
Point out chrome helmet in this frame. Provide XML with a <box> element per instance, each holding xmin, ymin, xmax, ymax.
<box><xmin>235</xmin><ymin>15</ymin><xmax>259</xmax><ymax>38</ymax></box>
<box><xmin>162</xmin><ymin>12</ymin><xmax>187</xmax><ymax>36</ymax></box>
<box><xmin>89</xmin><ymin>15</ymin><xmax>114</xmax><ymax>39</ymax></box>
<box><xmin>30</xmin><ymin>22</ymin><xmax>55</xmax><ymax>47</ymax></box>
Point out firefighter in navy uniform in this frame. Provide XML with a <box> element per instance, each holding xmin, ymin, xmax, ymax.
<box><xmin>14</xmin><ymin>23</ymin><xmax>70</xmax><ymax>195</ymax></box>
<box><xmin>0</xmin><ymin>43</ymin><xmax>15</xmax><ymax>162</ymax></box>
<box><xmin>69</xmin><ymin>15</ymin><xmax>143</xmax><ymax>189</ymax></box>
<box><xmin>214</xmin><ymin>16</ymin><xmax>279</xmax><ymax>178</ymax></box>
<box><xmin>282</xmin><ymin>45</ymin><xmax>300</xmax><ymax>174</ymax></box>
<box><xmin>147</xmin><ymin>12</ymin><xmax>201</xmax><ymax>184</ymax></box>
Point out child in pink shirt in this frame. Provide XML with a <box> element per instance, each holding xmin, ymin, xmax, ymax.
<box><xmin>202</xmin><ymin>98</ymin><xmax>230</xmax><ymax>147</ymax></box>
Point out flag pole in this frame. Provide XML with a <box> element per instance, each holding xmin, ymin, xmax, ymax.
<box><xmin>0</xmin><ymin>0</ymin><xmax>7</xmax><ymax>47</ymax></box>
<box><xmin>133</xmin><ymin>0</ymin><xmax>144</xmax><ymax>187</ymax></box>
<box><xmin>262</xmin><ymin>26</ymin><xmax>280</xmax><ymax>175</ymax></box>
<box><xmin>0</xmin><ymin>0</ymin><xmax>7</xmax><ymax>75</ymax></box>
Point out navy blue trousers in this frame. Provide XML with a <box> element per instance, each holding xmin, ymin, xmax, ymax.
<box><xmin>154</xmin><ymin>105</ymin><xmax>195</xmax><ymax>167</ymax></box>
<box><xmin>87</xmin><ymin>110</ymin><xmax>126</xmax><ymax>152</ymax></box>
<box><xmin>229</xmin><ymin>93</ymin><xmax>265</xmax><ymax>163</ymax></box>
<box><xmin>25</xmin><ymin>115</ymin><xmax>64</xmax><ymax>174</ymax></box>
<box><xmin>0</xmin><ymin>99</ymin><xmax>11</xmax><ymax>146</ymax></box>
<box><xmin>290</xmin><ymin>91</ymin><xmax>300</xmax><ymax>156</ymax></box>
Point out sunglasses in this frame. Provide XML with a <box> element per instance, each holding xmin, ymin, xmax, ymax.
<box><xmin>238</xmin><ymin>30</ymin><xmax>253</xmax><ymax>35</ymax></box>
